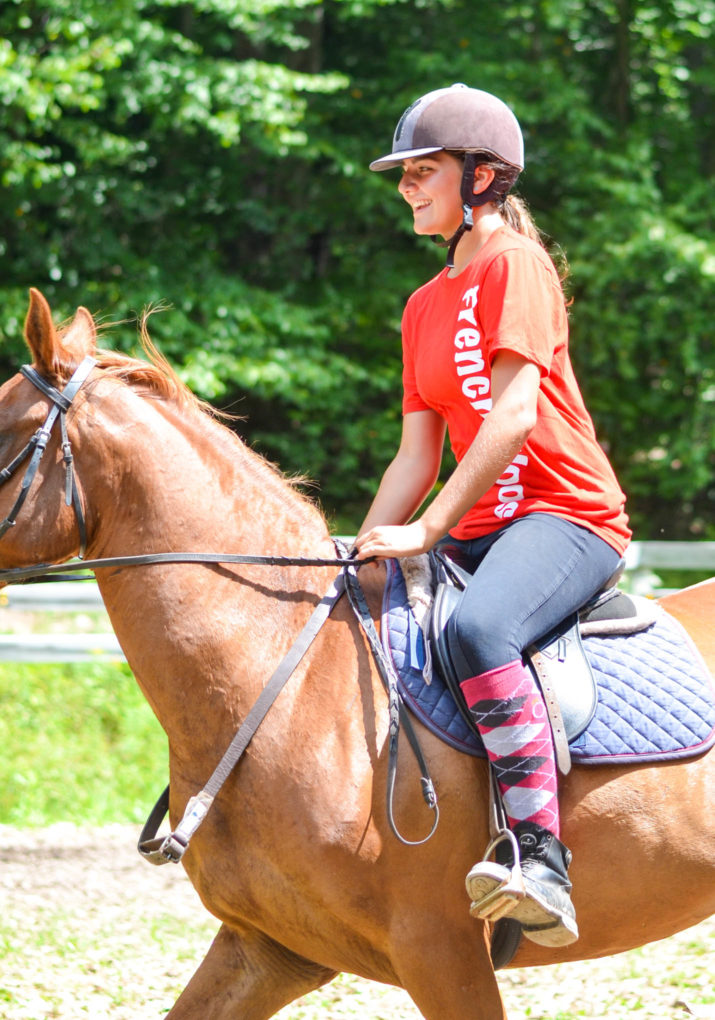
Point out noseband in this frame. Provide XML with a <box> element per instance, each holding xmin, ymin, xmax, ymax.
<box><xmin>0</xmin><ymin>356</ymin><xmax>96</xmax><ymax>557</ymax></box>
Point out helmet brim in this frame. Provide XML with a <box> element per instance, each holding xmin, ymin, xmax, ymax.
<box><xmin>368</xmin><ymin>145</ymin><xmax>444</xmax><ymax>172</ymax></box>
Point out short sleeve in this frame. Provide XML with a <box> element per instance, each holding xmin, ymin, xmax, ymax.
<box><xmin>478</xmin><ymin>248</ymin><xmax>567</xmax><ymax>375</ymax></box>
<box><xmin>401</xmin><ymin>294</ymin><xmax>430</xmax><ymax>414</ymax></box>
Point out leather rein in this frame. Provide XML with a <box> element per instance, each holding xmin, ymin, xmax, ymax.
<box><xmin>0</xmin><ymin>359</ymin><xmax>439</xmax><ymax>858</ymax></box>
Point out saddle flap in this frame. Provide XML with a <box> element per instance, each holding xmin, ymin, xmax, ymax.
<box><xmin>528</xmin><ymin>617</ymin><xmax>598</xmax><ymax>745</ymax></box>
<box><xmin>429</xmin><ymin>582</ymin><xmax>598</xmax><ymax>749</ymax></box>
<box><xmin>430</xmin><ymin>582</ymin><xmax>481</xmax><ymax>735</ymax></box>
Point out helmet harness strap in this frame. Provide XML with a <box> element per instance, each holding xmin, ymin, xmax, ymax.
<box><xmin>433</xmin><ymin>153</ymin><xmax>506</xmax><ymax>268</ymax></box>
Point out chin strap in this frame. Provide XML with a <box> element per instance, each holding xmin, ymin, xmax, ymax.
<box><xmin>440</xmin><ymin>205</ymin><xmax>474</xmax><ymax>269</ymax></box>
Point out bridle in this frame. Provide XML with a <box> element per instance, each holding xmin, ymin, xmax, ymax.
<box><xmin>0</xmin><ymin>356</ymin><xmax>96</xmax><ymax>558</ymax></box>
<box><xmin>0</xmin><ymin>358</ymin><xmax>439</xmax><ymax>854</ymax></box>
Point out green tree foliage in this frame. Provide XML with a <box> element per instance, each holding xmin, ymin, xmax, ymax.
<box><xmin>1</xmin><ymin>0</ymin><xmax>712</xmax><ymax>537</ymax></box>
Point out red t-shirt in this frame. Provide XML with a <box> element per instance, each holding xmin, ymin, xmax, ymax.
<box><xmin>402</xmin><ymin>226</ymin><xmax>631</xmax><ymax>554</ymax></box>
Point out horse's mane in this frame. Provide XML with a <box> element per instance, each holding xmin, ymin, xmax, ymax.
<box><xmin>77</xmin><ymin>314</ymin><xmax>319</xmax><ymax>516</ymax></box>
<box><xmin>89</xmin><ymin>313</ymin><xmax>217</xmax><ymax>420</ymax></box>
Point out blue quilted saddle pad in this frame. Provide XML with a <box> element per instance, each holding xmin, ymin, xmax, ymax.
<box><xmin>381</xmin><ymin>559</ymin><xmax>715</xmax><ymax>766</ymax></box>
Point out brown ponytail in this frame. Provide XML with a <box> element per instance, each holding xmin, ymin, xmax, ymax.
<box><xmin>500</xmin><ymin>193</ymin><xmax>541</xmax><ymax>243</ymax></box>
<box><xmin>501</xmin><ymin>192</ymin><xmax>571</xmax><ymax>292</ymax></box>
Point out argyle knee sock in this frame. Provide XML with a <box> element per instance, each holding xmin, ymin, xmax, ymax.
<box><xmin>460</xmin><ymin>659</ymin><xmax>560</xmax><ymax>836</ymax></box>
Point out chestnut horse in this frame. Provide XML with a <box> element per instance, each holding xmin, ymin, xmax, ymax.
<box><xmin>1</xmin><ymin>289</ymin><xmax>714</xmax><ymax>1020</ymax></box>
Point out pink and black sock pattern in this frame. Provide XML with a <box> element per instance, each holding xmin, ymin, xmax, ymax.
<box><xmin>460</xmin><ymin>660</ymin><xmax>559</xmax><ymax>835</ymax></box>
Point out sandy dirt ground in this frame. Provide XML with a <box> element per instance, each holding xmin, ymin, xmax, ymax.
<box><xmin>0</xmin><ymin>823</ymin><xmax>713</xmax><ymax>1019</ymax></box>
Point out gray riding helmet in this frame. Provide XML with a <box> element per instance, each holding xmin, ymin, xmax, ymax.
<box><xmin>369</xmin><ymin>83</ymin><xmax>524</xmax><ymax>173</ymax></box>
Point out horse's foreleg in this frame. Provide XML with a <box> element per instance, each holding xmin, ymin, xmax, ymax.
<box><xmin>166</xmin><ymin>922</ymin><xmax>337</xmax><ymax>1020</ymax></box>
<box><xmin>392</xmin><ymin>914</ymin><xmax>507</xmax><ymax>1020</ymax></box>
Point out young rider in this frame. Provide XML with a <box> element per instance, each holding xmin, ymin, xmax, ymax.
<box><xmin>355</xmin><ymin>84</ymin><xmax>631</xmax><ymax>947</ymax></box>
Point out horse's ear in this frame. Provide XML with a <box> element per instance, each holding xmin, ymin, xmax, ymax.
<box><xmin>24</xmin><ymin>289</ymin><xmax>97</xmax><ymax>377</ymax></box>
<box><xmin>62</xmin><ymin>306</ymin><xmax>97</xmax><ymax>359</ymax></box>
<box><xmin>24</xmin><ymin>288</ymin><xmax>60</xmax><ymax>374</ymax></box>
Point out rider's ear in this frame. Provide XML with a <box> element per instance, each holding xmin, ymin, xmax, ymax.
<box><xmin>472</xmin><ymin>165</ymin><xmax>496</xmax><ymax>196</ymax></box>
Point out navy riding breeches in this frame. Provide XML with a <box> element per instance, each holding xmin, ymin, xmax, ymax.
<box><xmin>441</xmin><ymin>513</ymin><xmax>623</xmax><ymax>680</ymax></box>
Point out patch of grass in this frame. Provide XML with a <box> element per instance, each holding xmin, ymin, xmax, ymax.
<box><xmin>0</xmin><ymin>662</ymin><xmax>167</xmax><ymax>826</ymax></box>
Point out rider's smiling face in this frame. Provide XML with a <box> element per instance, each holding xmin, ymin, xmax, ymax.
<box><xmin>398</xmin><ymin>152</ymin><xmax>465</xmax><ymax>239</ymax></box>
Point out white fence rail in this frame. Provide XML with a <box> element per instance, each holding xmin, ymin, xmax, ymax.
<box><xmin>0</xmin><ymin>631</ymin><xmax>124</xmax><ymax>663</ymax></box>
<box><xmin>1</xmin><ymin>542</ymin><xmax>714</xmax><ymax>663</ymax></box>
<box><xmin>624</xmin><ymin>541</ymin><xmax>715</xmax><ymax>572</ymax></box>
<box><xmin>0</xmin><ymin>581</ymin><xmax>125</xmax><ymax>663</ymax></box>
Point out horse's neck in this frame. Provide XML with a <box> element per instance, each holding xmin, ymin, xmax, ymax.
<box><xmin>86</xmin><ymin>386</ymin><xmax>329</xmax><ymax>558</ymax></box>
<box><xmin>83</xmin><ymin>387</ymin><xmax>336</xmax><ymax>750</ymax></box>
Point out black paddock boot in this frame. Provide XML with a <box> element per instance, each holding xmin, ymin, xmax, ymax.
<box><xmin>466</xmin><ymin>820</ymin><xmax>579</xmax><ymax>948</ymax></box>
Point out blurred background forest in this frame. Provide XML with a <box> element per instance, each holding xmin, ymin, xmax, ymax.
<box><xmin>1</xmin><ymin>0</ymin><xmax>713</xmax><ymax>538</ymax></box>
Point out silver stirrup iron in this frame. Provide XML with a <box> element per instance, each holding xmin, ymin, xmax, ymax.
<box><xmin>468</xmin><ymin>768</ymin><xmax>525</xmax><ymax>921</ymax></box>
<box><xmin>469</xmin><ymin>828</ymin><xmax>525</xmax><ymax>921</ymax></box>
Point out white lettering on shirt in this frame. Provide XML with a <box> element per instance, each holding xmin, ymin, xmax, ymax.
<box><xmin>494</xmin><ymin>454</ymin><xmax>529</xmax><ymax>519</ymax></box>
<box><xmin>452</xmin><ymin>285</ymin><xmax>528</xmax><ymax>521</ymax></box>
<box><xmin>452</xmin><ymin>286</ymin><xmax>494</xmax><ymax>418</ymax></box>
